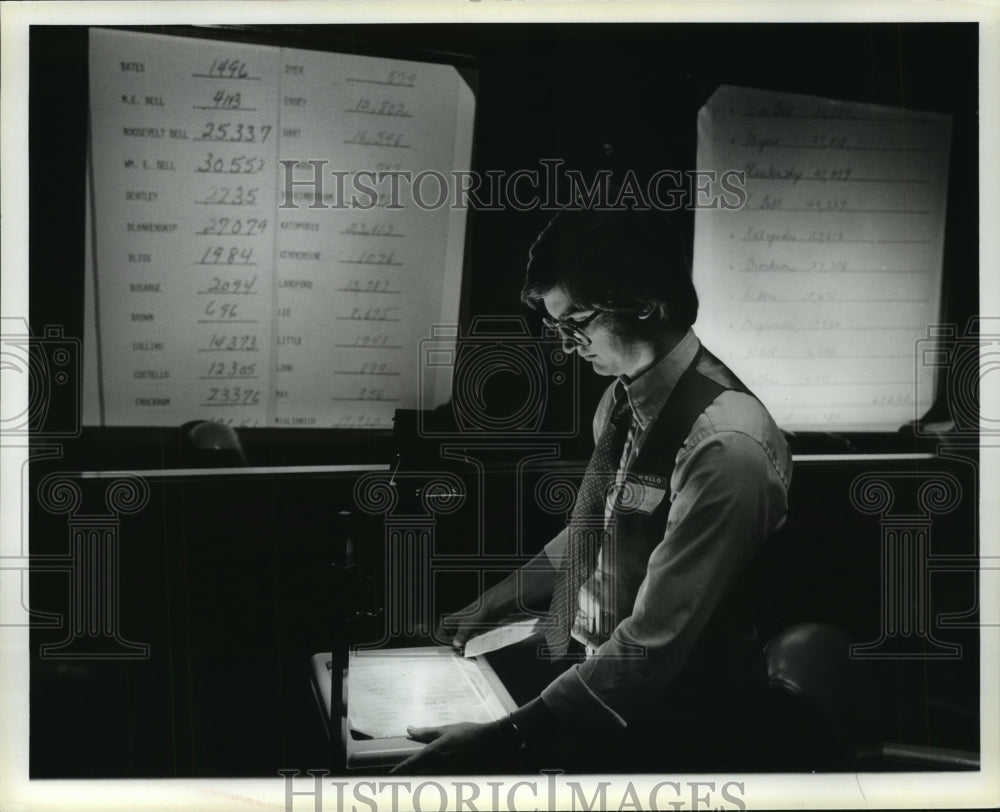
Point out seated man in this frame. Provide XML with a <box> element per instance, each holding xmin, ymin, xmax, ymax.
<box><xmin>393</xmin><ymin>208</ymin><xmax>792</xmax><ymax>774</ymax></box>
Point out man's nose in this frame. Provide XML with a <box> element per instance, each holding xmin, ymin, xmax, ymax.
<box><xmin>560</xmin><ymin>336</ymin><xmax>578</xmax><ymax>354</ymax></box>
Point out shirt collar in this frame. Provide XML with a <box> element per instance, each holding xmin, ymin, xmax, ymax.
<box><xmin>618</xmin><ymin>328</ymin><xmax>700</xmax><ymax>431</ymax></box>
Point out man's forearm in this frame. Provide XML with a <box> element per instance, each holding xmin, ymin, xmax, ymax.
<box><xmin>485</xmin><ymin>548</ymin><xmax>558</xmax><ymax>616</ymax></box>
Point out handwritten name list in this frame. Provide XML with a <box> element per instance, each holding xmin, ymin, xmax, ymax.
<box><xmin>693</xmin><ymin>85</ymin><xmax>951</xmax><ymax>431</ymax></box>
<box><xmin>86</xmin><ymin>28</ymin><xmax>473</xmax><ymax>428</ymax></box>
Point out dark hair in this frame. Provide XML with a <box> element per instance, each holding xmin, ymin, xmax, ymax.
<box><xmin>520</xmin><ymin>208</ymin><xmax>698</xmax><ymax>327</ymax></box>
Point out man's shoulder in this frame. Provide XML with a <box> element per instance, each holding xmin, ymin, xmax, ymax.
<box><xmin>683</xmin><ymin>389</ymin><xmax>791</xmax><ymax>483</ymax></box>
<box><xmin>689</xmin><ymin>347</ymin><xmax>782</xmax><ymax>443</ymax></box>
<box><xmin>695</xmin><ymin>389</ymin><xmax>779</xmax><ymax>442</ymax></box>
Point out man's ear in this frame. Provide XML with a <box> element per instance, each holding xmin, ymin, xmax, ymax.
<box><xmin>638</xmin><ymin>303</ymin><xmax>667</xmax><ymax>321</ymax></box>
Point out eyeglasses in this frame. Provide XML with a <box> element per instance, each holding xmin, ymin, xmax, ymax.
<box><xmin>542</xmin><ymin>310</ymin><xmax>601</xmax><ymax>347</ymax></box>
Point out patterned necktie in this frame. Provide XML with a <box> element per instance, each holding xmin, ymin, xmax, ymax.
<box><xmin>545</xmin><ymin>384</ymin><xmax>632</xmax><ymax>657</ymax></box>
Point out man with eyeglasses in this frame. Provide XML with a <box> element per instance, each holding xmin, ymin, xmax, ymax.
<box><xmin>394</xmin><ymin>207</ymin><xmax>792</xmax><ymax>774</ymax></box>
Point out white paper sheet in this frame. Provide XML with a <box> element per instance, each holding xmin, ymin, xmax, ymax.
<box><xmin>693</xmin><ymin>85</ymin><xmax>952</xmax><ymax>432</ymax></box>
<box><xmin>347</xmin><ymin>650</ymin><xmax>510</xmax><ymax>740</ymax></box>
<box><xmin>462</xmin><ymin>617</ymin><xmax>541</xmax><ymax>659</ymax></box>
<box><xmin>85</xmin><ymin>28</ymin><xmax>473</xmax><ymax>428</ymax></box>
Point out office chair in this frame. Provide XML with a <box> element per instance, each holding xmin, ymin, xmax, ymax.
<box><xmin>764</xmin><ymin>623</ymin><xmax>980</xmax><ymax>771</ymax></box>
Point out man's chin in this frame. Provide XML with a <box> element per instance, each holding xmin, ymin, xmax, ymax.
<box><xmin>586</xmin><ymin>358</ymin><xmax>615</xmax><ymax>376</ymax></box>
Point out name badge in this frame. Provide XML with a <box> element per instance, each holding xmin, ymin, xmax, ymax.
<box><xmin>620</xmin><ymin>473</ymin><xmax>668</xmax><ymax>515</ymax></box>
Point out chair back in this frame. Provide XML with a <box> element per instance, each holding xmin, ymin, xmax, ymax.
<box><xmin>764</xmin><ymin>623</ymin><xmax>879</xmax><ymax>768</ymax></box>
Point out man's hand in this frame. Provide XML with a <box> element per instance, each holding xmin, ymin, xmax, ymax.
<box><xmin>436</xmin><ymin>549</ymin><xmax>558</xmax><ymax>651</ymax></box>
<box><xmin>390</xmin><ymin>720</ymin><xmax>517</xmax><ymax>774</ymax></box>
<box><xmin>436</xmin><ymin>605</ymin><xmax>494</xmax><ymax>652</ymax></box>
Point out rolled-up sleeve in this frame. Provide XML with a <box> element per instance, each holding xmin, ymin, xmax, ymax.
<box><xmin>540</xmin><ymin>428</ymin><xmax>789</xmax><ymax>728</ymax></box>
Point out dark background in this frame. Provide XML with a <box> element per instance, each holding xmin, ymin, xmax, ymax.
<box><xmin>27</xmin><ymin>23</ymin><xmax>981</xmax><ymax>777</ymax></box>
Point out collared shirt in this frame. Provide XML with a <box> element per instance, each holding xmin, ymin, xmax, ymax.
<box><xmin>541</xmin><ymin>328</ymin><xmax>792</xmax><ymax>727</ymax></box>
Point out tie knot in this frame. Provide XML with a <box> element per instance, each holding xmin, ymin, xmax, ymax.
<box><xmin>611</xmin><ymin>384</ymin><xmax>631</xmax><ymax>422</ymax></box>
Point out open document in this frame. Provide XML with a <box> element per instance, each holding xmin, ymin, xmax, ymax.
<box><xmin>347</xmin><ymin>647</ymin><xmax>514</xmax><ymax>740</ymax></box>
